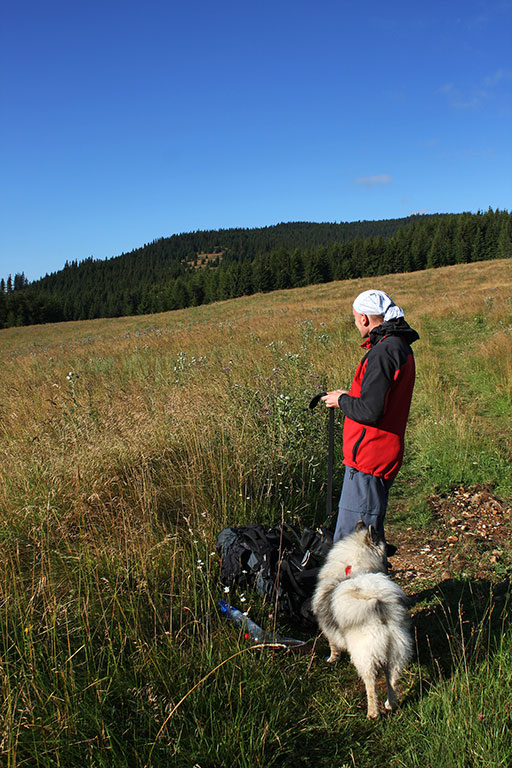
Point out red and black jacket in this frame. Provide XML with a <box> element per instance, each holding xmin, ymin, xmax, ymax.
<box><xmin>338</xmin><ymin>318</ymin><xmax>419</xmax><ymax>480</ymax></box>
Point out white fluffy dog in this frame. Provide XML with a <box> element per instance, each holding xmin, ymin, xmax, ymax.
<box><xmin>312</xmin><ymin>522</ymin><xmax>412</xmax><ymax>718</ymax></box>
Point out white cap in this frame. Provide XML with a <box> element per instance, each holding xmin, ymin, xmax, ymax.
<box><xmin>353</xmin><ymin>290</ymin><xmax>404</xmax><ymax>321</ymax></box>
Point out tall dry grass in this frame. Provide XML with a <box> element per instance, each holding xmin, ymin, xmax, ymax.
<box><xmin>0</xmin><ymin>259</ymin><xmax>511</xmax><ymax>766</ymax></box>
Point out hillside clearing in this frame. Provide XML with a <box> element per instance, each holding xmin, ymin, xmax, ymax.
<box><xmin>0</xmin><ymin>259</ymin><xmax>511</xmax><ymax>767</ymax></box>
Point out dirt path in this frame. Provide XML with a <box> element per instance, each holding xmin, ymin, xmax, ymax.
<box><xmin>389</xmin><ymin>485</ymin><xmax>512</xmax><ymax>586</ymax></box>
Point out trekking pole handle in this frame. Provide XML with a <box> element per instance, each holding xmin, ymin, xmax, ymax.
<box><xmin>309</xmin><ymin>392</ymin><xmax>328</xmax><ymax>409</ymax></box>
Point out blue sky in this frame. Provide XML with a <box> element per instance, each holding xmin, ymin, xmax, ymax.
<box><xmin>1</xmin><ymin>0</ymin><xmax>511</xmax><ymax>281</ymax></box>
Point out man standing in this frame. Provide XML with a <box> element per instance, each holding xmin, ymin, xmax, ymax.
<box><xmin>322</xmin><ymin>290</ymin><xmax>419</xmax><ymax>543</ymax></box>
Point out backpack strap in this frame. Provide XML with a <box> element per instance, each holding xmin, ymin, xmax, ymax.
<box><xmin>278</xmin><ymin>522</ymin><xmax>303</xmax><ymax>551</ymax></box>
<box><xmin>279</xmin><ymin>559</ymin><xmax>320</xmax><ymax>598</ymax></box>
<box><xmin>238</xmin><ymin>526</ymin><xmax>275</xmax><ymax>560</ymax></box>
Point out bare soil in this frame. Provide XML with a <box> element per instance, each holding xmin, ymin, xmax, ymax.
<box><xmin>390</xmin><ymin>485</ymin><xmax>512</xmax><ymax>586</ymax></box>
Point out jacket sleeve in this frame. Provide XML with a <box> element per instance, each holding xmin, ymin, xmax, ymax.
<box><xmin>338</xmin><ymin>341</ymin><xmax>402</xmax><ymax>425</ymax></box>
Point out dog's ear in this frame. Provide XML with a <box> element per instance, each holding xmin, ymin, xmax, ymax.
<box><xmin>354</xmin><ymin>520</ymin><xmax>366</xmax><ymax>532</ymax></box>
<box><xmin>366</xmin><ymin>524</ymin><xmax>382</xmax><ymax>547</ymax></box>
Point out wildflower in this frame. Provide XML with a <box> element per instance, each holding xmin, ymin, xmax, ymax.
<box><xmin>224</xmin><ymin>586</ymin><xmax>230</xmax><ymax>593</ymax></box>
<box><xmin>477</xmin><ymin>713</ymin><xmax>484</xmax><ymax>722</ymax></box>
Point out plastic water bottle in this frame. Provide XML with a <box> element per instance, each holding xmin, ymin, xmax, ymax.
<box><xmin>218</xmin><ymin>600</ymin><xmax>304</xmax><ymax>647</ymax></box>
<box><xmin>218</xmin><ymin>600</ymin><xmax>276</xmax><ymax>642</ymax></box>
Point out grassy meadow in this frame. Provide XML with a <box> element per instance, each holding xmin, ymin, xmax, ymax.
<box><xmin>1</xmin><ymin>260</ymin><xmax>511</xmax><ymax>767</ymax></box>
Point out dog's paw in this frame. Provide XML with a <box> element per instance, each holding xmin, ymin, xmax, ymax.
<box><xmin>326</xmin><ymin>654</ymin><xmax>340</xmax><ymax>663</ymax></box>
<box><xmin>384</xmin><ymin>698</ymin><xmax>397</xmax><ymax>712</ymax></box>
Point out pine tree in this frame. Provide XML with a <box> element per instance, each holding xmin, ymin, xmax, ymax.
<box><xmin>482</xmin><ymin>207</ymin><xmax>499</xmax><ymax>260</ymax></box>
<box><xmin>172</xmin><ymin>278</ymin><xmax>190</xmax><ymax>309</ymax></box>
<box><xmin>189</xmin><ymin>272</ymin><xmax>206</xmax><ymax>306</ymax></box>
<box><xmin>0</xmin><ymin>288</ymin><xmax>6</xmax><ymax>328</ymax></box>
<box><xmin>360</xmin><ymin>239</ymin><xmax>377</xmax><ymax>276</ymax></box>
<box><xmin>471</xmin><ymin>226</ymin><xmax>484</xmax><ymax>262</ymax></box>
<box><xmin>13</xmin><ymin>272</ymin><xmax>27</xmax><ymax>291</ymax></box>
<box><xmin>289</xmin><ymin>249</ymin><xmax>305</xmax><ymax>286</ymax></box>
<box><xmin>454</xmin><ymin>215</ymin><xmax>471</xmax><ymax>264</ymax></box>
<box><xmin>203</xmin><ymin>269</ymin><xmax>219</xmax><ymax>304</ymax></box>
<box><xmin>238</xmin><ymin>263</ymin><xmax>253</xmax><ymax>296</ymax></box>
<box><xmin>270</xmin><ymin>248</ymin><xmax>292</xmax><ymax>289</ymax></box>
<box><xmin>252</xmin><ymin>254</ymin><xmax>273</xmax><ymax>293</ymax></box>
<box><xmin>496</xmin><ymin>215</ymin><xmax>512</xmax><ymax>259</ymax></box>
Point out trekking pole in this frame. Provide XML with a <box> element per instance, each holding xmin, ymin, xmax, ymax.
<box><xmin>309</xmin><ymin>392</ymin><xmax>335</xmax><ymax>520</ymax></box>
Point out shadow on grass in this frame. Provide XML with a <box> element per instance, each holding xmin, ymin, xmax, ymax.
<box><xmin>408</xmin><ymin>575</ymin><xmax>511</xmax><ymax>690</ymax></box>
<box><xmin>279</xmin><ymin>577</ymin><xmax>512</xmax><ymax>768</ymax></box>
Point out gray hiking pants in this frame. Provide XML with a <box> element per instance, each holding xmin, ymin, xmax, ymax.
<box><xmin>333</xmin><ymin>467</ymin><xmax>394</xmax><ymax>543</ymax></box>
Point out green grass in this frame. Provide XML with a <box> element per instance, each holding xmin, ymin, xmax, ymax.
<box><xmin>0</xmin><ymin>260</ymin><xmax>511</xmax><ymax>766</ymax></box>
<box><xmin>364</xmin><ymin>608</ymin><xmax>512</xmax><ymax>768</ymax></box>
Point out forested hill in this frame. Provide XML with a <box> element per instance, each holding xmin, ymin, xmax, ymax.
<box><xmin>1</xmin><ymin>209</ymin><xmax>511</xmax><ymax>328</ymax></box>
<box><xmin>4</xmin><ymin>216</ymin><xmax>430</xmax><ymax>313</ymax></box>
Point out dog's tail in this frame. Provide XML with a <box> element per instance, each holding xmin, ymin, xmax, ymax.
<box><xmin>332</xmin><ymin>591</ymin><xmax>384</xmax><ymax>628</ymax></box>
<box><xmin>330</xmin><ymin>578</ymin><xmax>408</xmax><ymax>629</ymax></box>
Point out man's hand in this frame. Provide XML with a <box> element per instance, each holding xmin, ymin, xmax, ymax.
<box><xmin>321</xmin><ymin>389</ymin><xmax>349</xmax><ymax>408</ymax></box>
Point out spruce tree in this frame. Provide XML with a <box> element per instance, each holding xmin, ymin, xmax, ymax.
<box><xmin>497</xmin><ymin>215</ymin><xmax>512</xmax><ymax>259</ymax></box>
<box><xmin>471</xmin><ymin>227</ymin><xmax>484</xmax><ymax>262</ymax></box>
<box><xmin>0</xmin><ymin>288</ymin><xmax>6</xmax><ymax>328</ymax></box>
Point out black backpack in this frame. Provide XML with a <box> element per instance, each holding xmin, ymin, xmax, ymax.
<box><xmin>216</xmin><ymin>523</ymin><xmax>333</xmax><ymax>625</ymax></box>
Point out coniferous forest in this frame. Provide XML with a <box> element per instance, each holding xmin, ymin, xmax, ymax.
<box><xmin>1</xmin><ymin>209</ymin><xmax>511</xmax><ymax>329</ymax></box>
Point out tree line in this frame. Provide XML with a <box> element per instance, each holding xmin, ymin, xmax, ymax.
<box><xmin>1</xmin><ymin>209</ymin><xmax>511</xmax><ymax>329</ymax></box>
